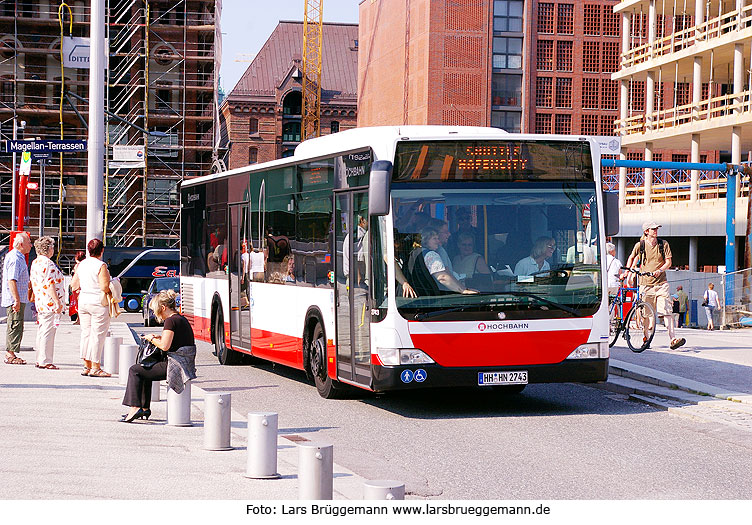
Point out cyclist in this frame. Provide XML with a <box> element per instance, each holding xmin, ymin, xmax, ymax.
<box><xmin>625</xmin><ymin>221</ymin><xmax>686</xmax><ymax>350</ymax></box>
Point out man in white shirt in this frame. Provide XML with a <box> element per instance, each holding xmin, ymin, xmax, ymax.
<box><xmin>605</xmin><ymin>242</ymin><xmax>622</xmax><ymax>292</ymax></box>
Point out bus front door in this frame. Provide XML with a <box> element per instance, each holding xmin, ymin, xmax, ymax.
<box><xmin>335</xmin><ymin>191</ymin><xmax>371</xmax><ymax>387</ymax></box>
<box><xmin>229</xmin><ymin>203</ymin><xmax>252</xmax><ymax>351</ymax></box>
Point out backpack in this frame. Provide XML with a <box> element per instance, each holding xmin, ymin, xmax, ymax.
<box><xmin>638</xmin><ymin>238</ymin><xmax>666</xmax><ymax>267</ymax></box>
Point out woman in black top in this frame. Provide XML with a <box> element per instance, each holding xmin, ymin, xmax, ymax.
<box><xmin>120</xmin><ymin>289</ymin><xmax>195</xmax><ymax>423</ymax></box>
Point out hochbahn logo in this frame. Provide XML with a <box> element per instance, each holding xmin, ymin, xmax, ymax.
<box><xmin>478</xmin><ymin>322</ymin><xmax>530</xmax><ymax>332</ymax></box>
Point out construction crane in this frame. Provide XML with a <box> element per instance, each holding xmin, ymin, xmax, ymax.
<box><xmin>302</xmin><ymin>0</ymin><xmax>323</xmax><ymax>140</ymax></box>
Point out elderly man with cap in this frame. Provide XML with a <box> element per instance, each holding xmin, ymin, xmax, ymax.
<box><xmin>625</xmin><ymin>220</ymin><xmax>686</xmax><ymax>350</ymax></box>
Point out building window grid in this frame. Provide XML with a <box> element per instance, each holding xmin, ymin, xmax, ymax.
<box><xmin>535</xmin><ymin>113</ymin><xmax>552</xmax><ymax>133</ymax></box>
<box><xmin>584</xmin><ymin>5</ymin><xmax>601</xmax><ymax>36</ymax></box>
<box><xmin>583</xmin><ymin>41</ymin><xmax>600</xmax><ymax>73</ymax></box>
<box><xmin>581</xmin><ymin>114</ymin><xmax>600</xmax><ymax>134</ymax></box>
<box><xmin>582</xmin><ymin>78</ymin><xmax>600</xmax><ymax>109</ymax></box>
<box><xmin>631</xmin><ymin>14</ymin><xmax>647</xmax><ymax>38</ymax></box>
<box><xmin>675</xmin><ymin>82</ymin><xmax>691</xmax><ymax>107</ymax></box>
<box><xmin>603</xmin><ymin>10</ymin><xmax>620</xmax><ymax>36</ymax></box>
<box><xmin>493</xmin><ymin>0</ymin><xmax>524</xmax><ymax>33</ymax></box>
<box><xmin>538</xmin><ymin>3</ymin><xmax>555</xmax><ymax>33</ymax></box>
<box><xmin>600</xmin><ymin>114</ymin><xmax>616</xmax><ymax>135</ymax></box>
<box><xmin>630</xmin><ymin>81</ymin><xmax>646</xmax><ymax>112</ymax></box>
<box><xmin>536</xmin><ymin>77</ymin><xmax>553</xmax><ymax>107</ymax></box>
<box><xmin>556</xmin><ymin>41</ymin><xmax>573</xmax><ymax>71</ymax></box>
<box><xmin>602</xmin><ymin>41</ymin><xmax>620</xmax><ymax>73</ymax></box>
<box><xmin>537</xmin><ymin>40</ymin><xmax>554</xmax><ymax>71</ymax></box>
<box><xmin>601</xmin><ymin>79</ymin><xmax>618</xmax><ymax>110</ymax></box>
<box><xmin>555</xmin><ymin>114</ymin><xmax>572</xmax><ymax>134</ymax></box>
<box><xmin>557</xmin><ymin>4</ymin><xmax>574</xmax><ymax>35</ymax></box>
<box><xmin>555</xmin><ymin>77</ymin><xmax>572</xmax><ymax>108</ymax></box>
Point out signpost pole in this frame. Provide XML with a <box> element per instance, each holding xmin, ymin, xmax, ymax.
<box><xmin>38</xmin><ymin>159</ymin><xmax>45</xmax><ymax>238</ymax></box>
<box><xmin>86</xmin><ymin>0</ymin><xmax>105</xmax><ymax>243</ymax></box>
<box><xmin>11</xmin><ymin>116</ymin><xmax>17</xmax><ymax>228</ymax></box>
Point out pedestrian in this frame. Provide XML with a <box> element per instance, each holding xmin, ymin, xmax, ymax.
<box><xmin>703</xmin><ymin>282</ymin><xmax>720</xmax><ymax>330</ymax></box>
<box><xmin>70</xmin><ymin>238</ymin><xmax>112</xmax><ymax>377</ymax></box>
<box><xmin>68</xmin><ymin>250</ymin><xmax>86</xmax><ymax>323</ymax></box>
<box><xmin>2</xmin><ymin>232</ymin><xmax>32</xmax><ymax>365</ymax></box>
<box><xmin>29</xmin><ymin>236</ymin><xmax>65</xmax><ymax>369</ymax></box>
<box><xmin>625</xmin><ymin>221</ymin><xmax>686</xmax><ymax>350</ymax></box>
<box><xmin>676</xmin><ymin>285</ymin><xmax>688</xmax><ymax>328</ymax></box>
<box><xmin>605</xmin><ymin>242</ymin><xmax>622</xmax><ymax>293</ymax></box>
<box><xmin>120</xmin><ymin>290</ymin><xmax>196</xmax><ymax>423</ymax></box>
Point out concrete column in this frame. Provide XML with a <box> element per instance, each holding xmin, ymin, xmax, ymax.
<box><xmin>695</xmin><ymin>0</ymin><xmax>705</xmax><ymax>37</ymax></box>
<box><xmin>646</xmin><ymin>71</ymin><xmax>655</xmax><ymax>130</ymax></box>
<box><xmin>622</xmin><ymin>12</ymin><xmax>631</xmax><ymax>66</ymax></box>
<box><xmin>619</xmin><ymin>154</ymin><xmax>628</xmax><ymax>208</ymax></box>
<box><xmin>690</xmin><ymin>134</ymin><xmax>700</xmax><ymax>202</ymax></box>
<box><xmin>734</xmin><ymin>44</ymin><xmax>744</xmax><ymax>116</ymax></box>
<box><xmin>648</xmin><ymin>1</ymin><xmax>657</xmax><ymax>46</ymax></box>
<box><xmin>689</xmin><ymin>236</ymin><xmax>698</xmax><ymax>272</ymax></box>
<box><xmin>693</xmin><ymin>56</ymin><xmax>702</xmax><ymax>121</ymax></box>
<box><xmin>644</xmin><ymin>142</ymin><xmax>654</xmax><ymax>205</ymax></box>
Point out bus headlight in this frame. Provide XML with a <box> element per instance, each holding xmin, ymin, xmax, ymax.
<box><xmin>566</xmin><ymin>342</ymin><xmax>608</xmax><ymax>359</ymax></box>
<box><xmin>376</xmin><ymin>348</ymin><xmax>435</xmax><ymax>366</ymax></box>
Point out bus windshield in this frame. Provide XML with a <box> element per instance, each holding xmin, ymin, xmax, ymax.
<box><xmin>389</xmin><ymin>140</ymin><xmax>601</xmax><ymax>321</ymax></box>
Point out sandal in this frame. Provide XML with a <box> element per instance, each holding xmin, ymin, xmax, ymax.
<box><xmin>4</xmin><ymin>355</ymin><xmax>26</xmax><ymax>365</ymax></box>
<box><xmin>88</xmin><ymin>368</ymin><xmax>111</xmax><ymax>378</ymax></box>
<box><xmin>36</xmin><ymin>364</ymin><xmax>59</xmax><ymax>370</ymax></box>
<box><xmin>81</xmin><ymin>367</ymin><xmax>91</xmax><ymax>376</ymax></box>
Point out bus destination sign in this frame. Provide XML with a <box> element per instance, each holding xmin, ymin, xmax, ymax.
<box><xmin>457</xmin><ymin>145</ymin><xmax>528</xmax><ymax>171</ymax></box>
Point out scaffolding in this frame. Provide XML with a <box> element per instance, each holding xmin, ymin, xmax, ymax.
<box><xmin>0</xmin><ymin>0</ymin><xmax>218</xmax><ymax>255</ymax></box>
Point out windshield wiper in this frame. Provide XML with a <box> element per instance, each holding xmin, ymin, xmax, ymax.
<box><xmin>414</xmin><ymin>306</ymin><xmax>468</xmax><ymax>321</ymax></box>
<box><xmin>478</xmin><ymin>291</ymin><xmax>583</xmax><ymax>317</ymax></box>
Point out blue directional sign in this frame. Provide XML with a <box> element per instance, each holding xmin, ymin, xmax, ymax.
<box><xmin>414</xmin><ymin>369</ymin><xmax>427</xmax><ymax>383</ymax></box>
<box><xmin>400</xmin><ymin>370</ymin><xmax>414</xmax><ymax>383</ymax></box>
<box><xmin>5</xmin><ymin>140</ymin><xmax>87</xmax><ymax>154</ymax></box>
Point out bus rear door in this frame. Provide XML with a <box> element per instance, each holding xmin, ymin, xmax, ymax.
<box><xmin>229</xmin><ymin>203</ymin><xmax>252</xmax><ymax>350</ymax></box>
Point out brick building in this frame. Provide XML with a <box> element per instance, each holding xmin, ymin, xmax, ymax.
<box><xmin>357</xmin><ymin>0</ymin><xmax>621</xmax><ymax>137</ymax></box>
<box><xmin>221</xmin><ymin>21</ymin><xmax>358</xmax><ymax>169</ymax></box>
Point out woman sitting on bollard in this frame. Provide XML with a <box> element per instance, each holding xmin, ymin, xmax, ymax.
<box><xmin>120</xmin><ymin>290</ymin><xmax>196</xmax><ymax>423</ymax></box>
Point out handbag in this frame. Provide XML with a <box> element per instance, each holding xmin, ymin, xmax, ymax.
<box><xmin>137</xmin><ymin>338</ymin><xmax>166</xmax><ymax>369</ymax></box>
<box><xmin>702</xmin><ymin>292</ymin><xmax>708</xmax><ymax>307</ymax></box>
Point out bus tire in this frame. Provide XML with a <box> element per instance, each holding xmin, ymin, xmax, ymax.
<box><xmin>308</xmin><ymin>322</ymin><xmax>342</xmax><ymax>399</ymax></box>
<box><xmin>214</xmin><ymin>308</ymin><xmax>242</xmax><ymax>366</ymax></box>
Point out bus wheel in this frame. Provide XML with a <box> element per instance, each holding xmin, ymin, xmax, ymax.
<box><xmin>309</xmin><ymin>322</ymin><xmax>341</xmax><ymax>399</ymax></box>
<box><xmin>214</xmin><ymin>309</ymin><xmax>242</xmax><ymax>365</ymax></box>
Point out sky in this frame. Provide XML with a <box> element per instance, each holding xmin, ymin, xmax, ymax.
<box><xmin>219</xmin><ymin>0</ymin><xmax>361</xmax><ymax>95</ymax></box>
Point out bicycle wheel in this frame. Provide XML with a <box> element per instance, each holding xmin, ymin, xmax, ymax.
<box><xmin>624</xmin><ymin>301</ymin><xmax>656</xmax><ymax>353</ymax></box>
<box><xmin>608</xmin><ymin>303</ymin><xmax>622</xmax><ymax>347</ymax></box>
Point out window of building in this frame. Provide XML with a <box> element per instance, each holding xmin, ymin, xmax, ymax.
<box><xmin>654</xmin><ymin>82</ymin><xmax>665</xmax><ymax>111</ymax></box>
<box><xmin>600</xmin><ymin>115</ymin><xmax>616</xmax><ymax>135</ymax></box>
<box><xmin>249</xmin><ymin>117</ymin><xmax>259</xmax><ymax>136</ymax></box>
<box><xmin>538</xmin><ymin>3</ymin><xmax>555</xmax><ymax>33</ymax></box>
<box><xmin>155</xmin><ymin>82</ymin><xmax>172</xmax><ymax>112</ymax></box>
<box><xmin>330</xmin><ymin>121</ymin><xmax>340</xmax><ymax>134</ymax></box>
<box><xmin>491</xmin><ymin>110</ymin><xmax>521</xmax><ymax>132</ymax></box>
<box><xmin>603</xmin><ymin>9</ymin><xmax>620</xmax><ymax>36</ymax></box>
<box><xmin>536</xmin><ymin>77</ymin><xmax>553</xmax><ymax>107</ymax></box>
<box><xmin>248</xmin><ymin>147</ymin><xmax>258</xmax><ymax>164</ymax></box>
<box><xmin>1</xmin><ymin>79</ymin><xmax>14</xmax><ymax>103</ymax></box>
<box><xmin>282</xmin><ymin>121</ymin><xmax>301</xmax><ymax>142</ymax></box>
<box><xmin>601</xmin><ymin>79</ymin><xmax>618</xmax><ymax>110</ymax></box>
<box><xmin>675</xmin><ymin>83</ymin><xmax>691</xmax><ymax>107</ymax></box>
<box><xmin>283</xmin><ymin>91</ymin><xmax>302</xmax><ymax>115</ymax></box>
<box><xmin>584</xmin><ymin>5</ymin><xmax>601</xmax><ymax>36</ymax></box>
<box><xmin>492</xmin><ymin>74</ymin><xmax>522</xmax><ymax>106</ymax></box>
<box><xmin>493</xmin><ymin>37</ymin><xmax>523</xmax><ymax>69</ymax></box>
<box><xmin>602</xmin><ymin>42</ymin><xmax>620</xmax><ymax>73</ymax></box>
<box><xmin>537</xmin><ymin>40</ymin><xmax>554</xmax><ymax>71</ymax></box>
<box><xmin>555</xmin><ymin>114</ymin><xmax>572</xmax><ymax>134</ymax></box>
<box><xmin>556</xmin><ymin>41</ymin><xmax>573</xmax><ymax>71</ymax></box>
<box><xmin>147</xmin><ymin>178</ymin><xmax>179</xmax><ymax>207</ymax></box>
<box><xmin>556</xmin><ymin>77</ymin><xmax>572</xmax><ymax>108</ymax></box>
<box><xmin>630</xmin><ymin>80</ymin><xmax>645</xmax><ymax>111</ymax></box>
<box><xmin>674</xmin><ymin>14</ymin><xmax>693</xmax><ymax>32</ymax></box>
<box><xmin>557</xmin><ymin>4</ymin><xmax>574</xmax><ymax>34</ymax></box>
<box><xmin>656</xmin><ymin>15</ymin><xmax>667</xmax><ymax>39</ymax></box>
<box><xmin>672</xmin><ymin>154</ymin><xmax>689</xmax><ymax>163</ymax></box>
<box><xmin>583</xmin><ymin>42</ymin><xmax>600</xmax><ymax>73</ymax></box>
<box><xmin>493</xmin><ymin>0</ymin><xmax>523</xmax><ymax>32</ymax></box>
<box><xmin>535</xmin><ymin>113</ymin><xmax>552</xmax><ymax>133</ymax></box>
<box><xmin>581</xmin><ymin>114</ymin><xmax>600</xmax><ymax>135</ymax></box>
<box><xmin>582</xmin><ymin>78</ymin><xmax>600</xmax><ymax>109</ymax></box>
<box><xmin>632</xmin><ymin>14</ymin><xmax>647</xmax><ymax>38</ymax></box>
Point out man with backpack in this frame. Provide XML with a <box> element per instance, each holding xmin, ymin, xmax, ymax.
<box><xmin>625</xmin><ymin>221</ymin><xmax>686</xmax><ymax>350</ymax></box>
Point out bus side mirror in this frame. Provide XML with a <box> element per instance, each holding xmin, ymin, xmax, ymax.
<box><xmin>369</xmin><ymin>160</ymin><xmax>392</xmax><ymax>216</ymax></box>
<box><xmin>603</xmin><ymin>191</ymin><xmax>619</xmax><ymax>237</ymax></box>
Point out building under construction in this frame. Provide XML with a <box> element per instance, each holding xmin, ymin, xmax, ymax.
<box><xmin>0</xmin><ymin>0</ymin><xmax>220</xmax><ymax>268</ymax></box>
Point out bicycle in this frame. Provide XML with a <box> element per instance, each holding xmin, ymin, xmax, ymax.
<box><xmin>608</xmin><ymin>267</ymin><xmax>657</xmax><ymax>353</ymax></box>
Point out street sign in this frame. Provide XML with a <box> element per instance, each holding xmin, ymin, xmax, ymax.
<box><xmin>6</xmin><ymin>139</ymin><xmax>87</xmax><ymax>154</ymax></box>
<box><xmin>63</xmin><ymin>36</ymin><xmax>91</xmax><ymax>69</ymax></box>
<box><xmin>19</xmin><ymin>151</ymin><xmax>31</xmax><ymax>176</ymax></box>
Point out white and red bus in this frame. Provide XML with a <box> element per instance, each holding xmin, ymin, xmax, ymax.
<box><xmin>180</xmin><ymin>126</ymin><xmax>617</xmax><ymax>398</ymax></box>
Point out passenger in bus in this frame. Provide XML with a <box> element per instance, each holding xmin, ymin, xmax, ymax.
<box><xmin>428</xmin><ymin>219</ymin><xmax>454</xmax><ymax>274</ymax></box>
<box><xmin>566</xmin><ymin>231</ymin><xmax>595</xmax><ymax>265</ymax></box>
<box><xmin>393</xmin><ymin>232</ymin><xmax>417</xmax><ymax>298</ymax></box>
<box><xmin>408</xmin><ymin>227</ymin><xmax>477</xmax><ymax>295</ymax></box>
<box><xmin>250</xmin><ymin>244</ymin><xmax>266</xmax><ymax>282</ymax></box>
<box><xmin>514</xmin><ymin>236</ymin><xmax>556</xmax><ymax>276</ymax></box>
<box><xmin>448</xmin><ymin>208</ymin><xmax>482</xmax><ymax>257</ymax></box>
<box><xmin>452</xmin><ymin>232</ymin><xmax>492</xmax><ymax>289</ymax></box>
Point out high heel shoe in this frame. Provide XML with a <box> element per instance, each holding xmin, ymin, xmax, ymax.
<box><xmin>119</xmin><ymin>408</ymin><xmax>147</xmax><ymax>423</ymax></box>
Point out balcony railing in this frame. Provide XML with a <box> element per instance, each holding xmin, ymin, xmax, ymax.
<box><xmin>621</xmin><ymin>6</ymin><xmax>752</xmax><ymax>68</ymax></box>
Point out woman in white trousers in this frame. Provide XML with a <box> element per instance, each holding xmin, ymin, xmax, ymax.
<box><xmin>29</xmin><ymin>236</ymin><xmax>65</xmax><ymax>369</ymax></box>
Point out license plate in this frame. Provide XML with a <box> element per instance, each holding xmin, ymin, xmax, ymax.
<box><xmin>478</xmin><ymin>370</ymin><xmax>528</xmax><ymax>385</ymax></box>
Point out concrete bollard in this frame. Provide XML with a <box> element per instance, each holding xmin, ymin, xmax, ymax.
<box><xmin>298</xmin><ymin>442</ymin><xmax>333</xmax><ymax>500</ymax></box>
<box><xmin>118</xmin><ymin>344</ymin><xmax>139</xmax><ymax>386</ymax></box>
<box><xmin>151</xmin><ymin>380</ymin><xmax>161</xmax><ymax>403</ymax></box>
<box><xmin>103</xmin><ymin>336</ymin><xmax>121</xmax><ymax>376</ymax></box>
<box><xmin>363</xmin><ymin>480</ymin><xmax>405</xmax><ymax>500</ymax></box>
<box><xmin>245</xmin><ymin>412</ymin><xmax>279</xmax><ymax>479</ymax></box>
<box><xmin>167</xmin><ymin>380</ymin><xmax>192</xmax><ymax>426</ymax></box>
<box><xmin>204</xmin><ymin>392</ymin><xmax>232</xmax><ymax>451</ymax></box>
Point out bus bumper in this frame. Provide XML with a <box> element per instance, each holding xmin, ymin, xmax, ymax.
<box><xmin>371</xmin><ymin>359</ymin><xmax>609</xmax><ymax>391</ymax></box>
